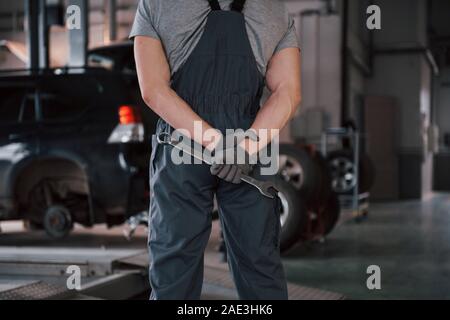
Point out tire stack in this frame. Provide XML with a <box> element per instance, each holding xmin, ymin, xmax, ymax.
<box><xmin>272</xmin><ymin>144</ymin><xmax>341</xmax><ymax>252</ymax></box>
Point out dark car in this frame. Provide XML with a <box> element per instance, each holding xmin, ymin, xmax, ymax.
<box><xmin>88</xmin><ymin>41</ymin><xmax>135</xmax><ymax>72</ymax></box>
<box><xmin>0</xmin><ymin>67</ymin><xmax>158</xmax><ymax>237</ymax></box>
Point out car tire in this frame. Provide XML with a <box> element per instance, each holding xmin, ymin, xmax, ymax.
<box><xmin>301</xmin><ymin>192</ymin><xmax>341</xmax><ymax>241</ymax></box>
<box><xmin>312</xmin><ymin>192</ymin><xmax>341</xmax><ymax>236</ymax></box>
<box><xmin>278</xmin><ymin>144</ymin><xmax>320</xmax><ymax>203</ymax></box>
<box><xmin>327</xmin><ymin>149</ymin><xmax>375</xmax><ymax>194</ymax></box>
<box><xmin>274</xmin><ymin>178</ymin><xmax>309</xmax><ymax>252</ymax></box>
<box><xmin>309</xmin><ymin>150</ymin><xmax>333</xmax><ymax>207</ymax></box>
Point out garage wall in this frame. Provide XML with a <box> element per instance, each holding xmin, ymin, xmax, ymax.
<box><xmin>365</xmin><ymin>0</ymin><xmax>433</xmax><ymax>199</ymax></box>
<box><xmin>283</xmin><ymin>0</ymin><xmax>343</xmax><ymax>143</ymax></box>
<box><xmin>346</xmin><ymin>0</ymin><xmax>370</xmax><ymax>122</ymax></box>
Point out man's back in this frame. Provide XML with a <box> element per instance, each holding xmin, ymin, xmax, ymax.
<box><xmin>130</xmin><ymin>0</ymin><xmax>298</xmax><ymax>76</ymax></box>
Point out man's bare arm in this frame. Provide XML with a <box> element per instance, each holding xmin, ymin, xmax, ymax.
<box><xmin>243</xmin><ymin>48</ymin><xmax>302</xmax><ymax>154</ymax></box>
<box><xmin>134</xmin><ymin>36</ymin><xmax>221</xmax><ymax>148</ymax></box>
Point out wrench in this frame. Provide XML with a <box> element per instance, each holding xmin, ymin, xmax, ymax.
<box><xmin>156</xmin><ymin>132</ymin><xmax>278</xmax><ymax>199</ymax></box>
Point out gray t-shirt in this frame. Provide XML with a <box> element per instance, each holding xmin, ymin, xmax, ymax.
<box><xmin>129</xmin><ymin>0</ymin><xmax>300</xmax><ymax>76</ymax></box>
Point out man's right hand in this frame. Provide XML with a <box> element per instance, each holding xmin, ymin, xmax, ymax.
<box><xmin>209</xmin><ymin>131</ymin><xmax>259</xmax><ymax>184</ymax></box>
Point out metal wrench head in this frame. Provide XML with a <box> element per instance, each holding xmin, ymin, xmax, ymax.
<box><xmin>256</xmin><ymin>181</ymin><xmax>279</xmax><ymax>199</ymax></box>
<box><xmin>156</xmin><ymin>132</ymin><xmax>175</xmax><ymax>145</ymax></box>
<box><xmin>241</xmin><ymin>175</ymin><xmax>278</xmax><ymax>199</ymax></box>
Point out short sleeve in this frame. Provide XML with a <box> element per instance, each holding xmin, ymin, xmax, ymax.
<box><xmin>129</xmin><ymin>0</ymin><xmax>160</xmax><ymax>40</ymax></box>
<box><xmin>274</xmin><ymin>17</ymin><xmax>300</xmax><ymax>54</ymax></box>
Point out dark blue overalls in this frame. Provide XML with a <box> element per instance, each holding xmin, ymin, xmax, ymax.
<box><xmin>149</xmin><ymin>0</ymin><xmax>288</xmax><ymax>300</ymax></box>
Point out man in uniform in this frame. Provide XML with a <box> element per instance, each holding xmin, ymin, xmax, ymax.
<box><xmin>131</xmin><ymin>0</ymin><xmax>301</xmax><ymax>300</ymax></box>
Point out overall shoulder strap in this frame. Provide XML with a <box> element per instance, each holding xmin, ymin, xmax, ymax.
<box><xmin>230</xmin><ymin>0</ymin><xmax>246</xmax><ymax>12</ymax></box>
<box><xmin>207</xmin><ymin>0</ymin><xmax>221</xmax><ymax>10</ymax></box>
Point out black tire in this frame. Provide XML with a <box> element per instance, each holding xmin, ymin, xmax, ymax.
<box><xmin>309</xmin><ymin>151</ymin><xmax>333</xmax><ymax>207</ymax></box>
<box><xmin>327</xmin><ymin>149</ymin><xmax>375</xmax><ymax>194</ymax></box>
<box><xmin>301</xmin><ymin>192</ymin><xmax>341</xmax><ymax>241</ymax></box>
<box><xmin>312</xmin><ymin>192</ymin><xmax>341</xmax><ymax>236</ymax></box>
<box><xmin>43</xmin><ymin>205</ymin><xmax>73</xmax><ymax>239</ymax></box>
<box><xmin>273</xmin><ymin>179</ymin><xmax>309</xmax><ymax>252</ymax></box>
<box><xmin>278</xmin><ymin>144</ymin><xmax>320</xmax><ymax>203</ymax></box>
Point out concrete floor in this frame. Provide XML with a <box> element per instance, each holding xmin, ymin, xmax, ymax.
<box><xmin>1</xmin><ymin>193</ymin><xmax>450</xmax><ymax>299</ymax></box>
<box><xmin>283</xmin><ymin>193</ymin><xmax>450</xmax><ymax>299</ymax></box>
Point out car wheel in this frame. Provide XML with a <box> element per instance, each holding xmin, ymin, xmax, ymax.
<box><xmin>312</xmin><ymin>192</ymin><xmax>341</xmax><ymax>236</ymax></box>
<box><xmin>274</xmin><ymin>179</ymin><xmax>309</xmax><ymax>252</ymax></box>
<box><xmin>43</xmin><ymin>205</ymin><xmax>73</xmax><ymax>239</ymax></box>
<box><xmin>278</xmin><ymin>144</ymin><xmax>320</xmax><ymax>202</ymax></box>
<box><xmin>309</xmin><ymin>150</ymin><xmax>333</xmax><ymax>207</ymax></box>
<box><xmin>327</xmin><ymin>149</ymin><xmax>375</xmax><ymax>194</ymax></box>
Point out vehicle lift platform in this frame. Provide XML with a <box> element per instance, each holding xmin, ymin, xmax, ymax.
<box><xmin>0</xmin><ymin>247</ymin><xmax>345</xmax><ymax>300</ymax></box>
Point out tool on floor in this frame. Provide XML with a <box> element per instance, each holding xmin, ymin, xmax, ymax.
<box><xmin>157</xmin><ymin>132</ymin><xmax>278</xmax><ymax>199</ymax></box>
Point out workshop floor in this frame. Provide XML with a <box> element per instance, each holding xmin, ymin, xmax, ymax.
<box><xmin>283</xmin><ymin>193</ymin><xmax>450</xmax><ymax>299</ymax></box>
<box><xmin>1</xmin><ymin>193</ymin><xmax>450</xmax><ymax>299</ymax></box>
